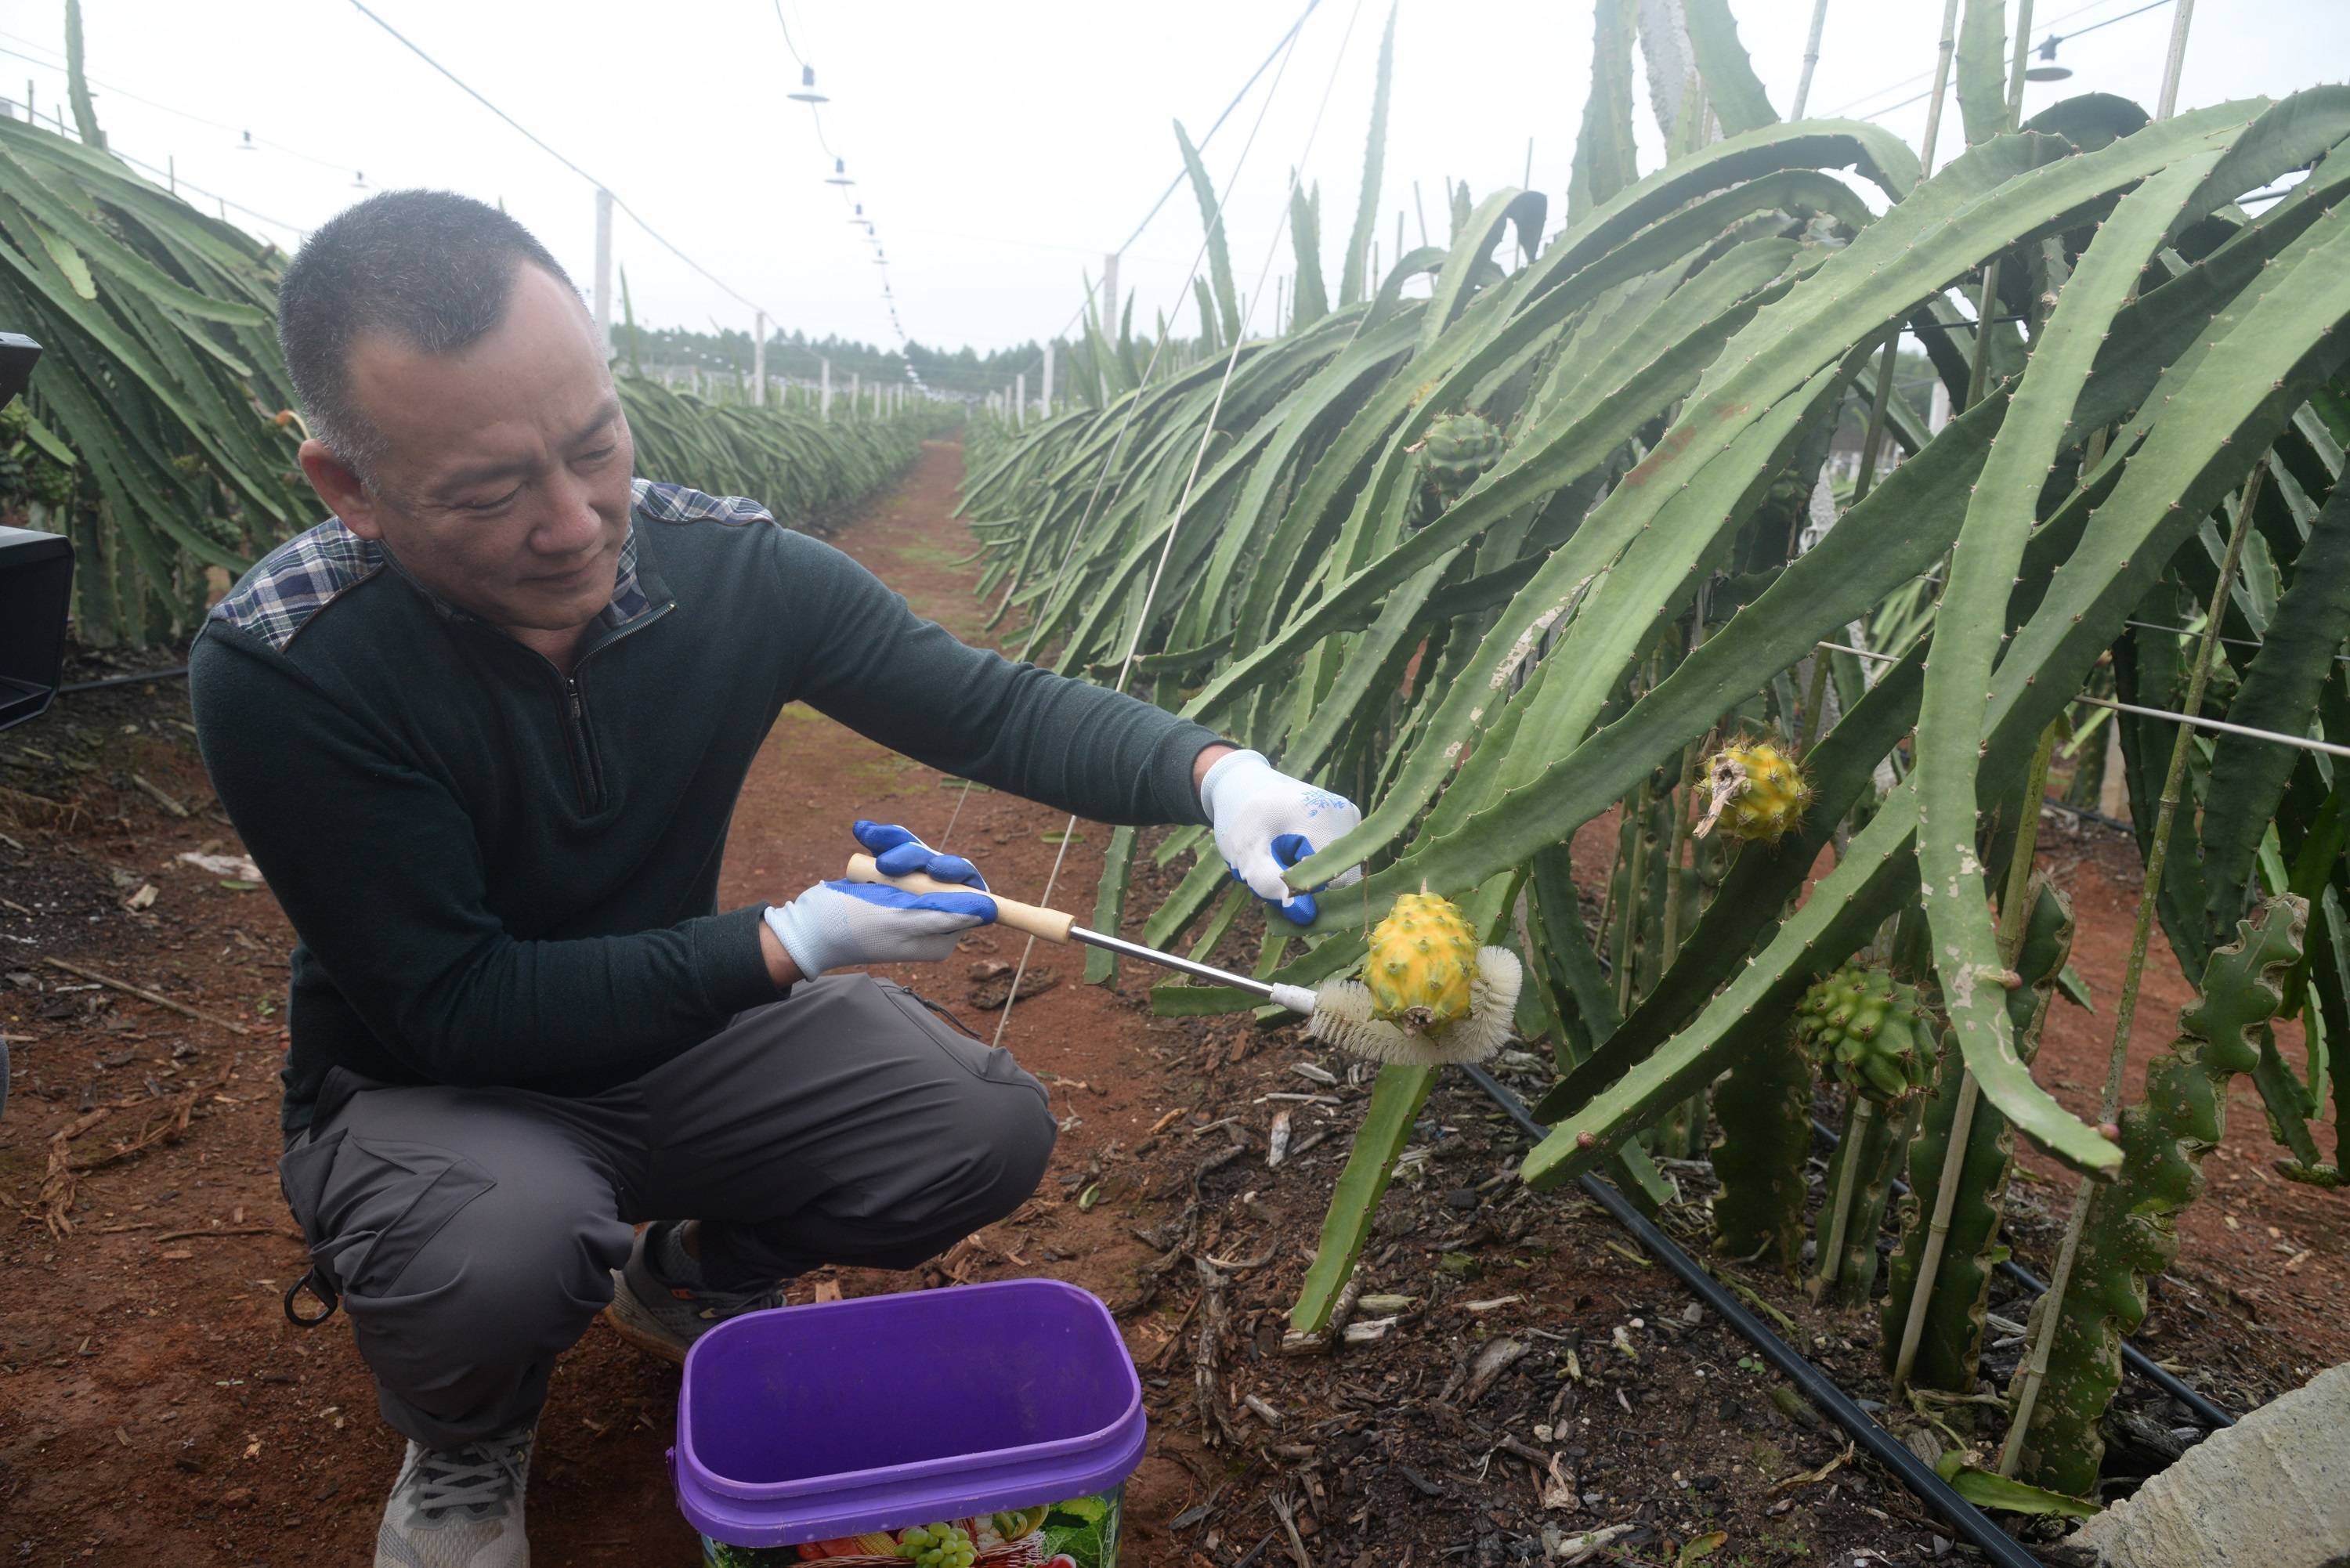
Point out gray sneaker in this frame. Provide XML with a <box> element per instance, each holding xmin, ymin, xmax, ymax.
<box><xmin>375</xmin><ymin>1422</ymin><xmax>534</xmax><ymax>1568</ymax></box>
<box><xmin>602</xmin><ymin>1222</ymin><xmax>784</xmax><ymax>1364</ymax></box>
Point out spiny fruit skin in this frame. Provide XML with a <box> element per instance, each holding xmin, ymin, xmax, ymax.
<box><xmin>1795</xmin><ymin>964</ymin><xmax>1935</xmax><ymax>1104</ymax></box>
<box><xmin>894</xmin><ymin>1522</ymin><xmax>975</xmax><ymax>1568</ymax></box>
<box><xmin>1413</xmin><ymin>410</ymin><xmax>1506</xmax><ymax>525</ymax></box>
<box><xmin>1701</xmin><ymin>739</ymin><xmax>1813</xmax><ymax>844</ymax></box>
<box><xmin>1366</xmin><ymin>891</ymin><xmax>1480</xmax><ymax>1031</ymax></box>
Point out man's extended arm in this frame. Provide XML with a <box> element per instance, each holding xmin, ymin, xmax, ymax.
<box><xmin>778</xmin><ymin>531</ymin><xmax>1229</xmax><ymax>828</ymax></box>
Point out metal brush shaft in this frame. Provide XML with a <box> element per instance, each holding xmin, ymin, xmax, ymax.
<box><xmin>844</xmin><ymin>854</ymin><xmax>1317</xmax><ymax>1013</ymax></box>
<box><xmin>1069</xmin><ymin>924</ymin><xmax>1277</xmax><ymax>998</ymax></box>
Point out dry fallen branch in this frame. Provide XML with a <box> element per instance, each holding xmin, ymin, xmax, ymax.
<box><xmin>0</xmin><ymin>783</ymin><xmax>83</xmax><ymax>829</ymax></box>
<box><xmin>150</xmin><ymin>1225</ymin><xmax>300</xmax><ymax>1245</ymax></box>
<box><xmin>42</xmin><ymin>956</ymin><xmax>253</xmax><ymax>1035</ymax></box>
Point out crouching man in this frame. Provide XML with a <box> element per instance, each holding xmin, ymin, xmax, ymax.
<box><xmin>190</xmin><ymin>190</ymin><xmax>1361</xmax><ymax>1566</ymax></box>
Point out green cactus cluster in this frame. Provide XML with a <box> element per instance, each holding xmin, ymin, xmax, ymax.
<box><xmin>2013</xmin><ymin>897</ymin><xmax>2306</xmax><ymax>1496</ymax></box>
<box><xmin>1795</xmin><ymin>964</ymin><xmax>1936</xmax><ymax>1104</ymax></box>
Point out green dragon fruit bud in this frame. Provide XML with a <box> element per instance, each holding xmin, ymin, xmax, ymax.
<box><xmin>1412</xmin><ymin>410</ymin><xmax>1507</xmax><ymax>526</ymax></box>
<box><xmin>1795</xmin><ymin>964</ymin><xmax>1934</xmax><ymax>1104</ymax></box>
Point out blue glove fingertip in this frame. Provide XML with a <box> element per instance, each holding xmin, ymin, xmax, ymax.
<box><xmin>926</xmin><ymin>852</ymin><xmax>988</xmax><ymax>890</ymax></box>
<box><xmin>1270</xmin><ymin>833</ymin><xmax>1314</xmax><ymax>866</ymax></box>
<box><xmin>873</xmin><ymin>840</ymin><xmax>935</xmax><ymax>878</ymax></box>
<box><xmin>853</xmin><ymin>819</ymin><xmax>920</xmax><ymax>854</ymax></box>
<box><xmin>1280</xmin><ymin>891</ymin><xmax>1320</xmax><ymax>927</ymax></box>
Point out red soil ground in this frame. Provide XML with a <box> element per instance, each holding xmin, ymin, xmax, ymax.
<box><xmin>0</xmin><ymin>438</ymin><xmax>2339</xmax><ymax>1565</ymax></box>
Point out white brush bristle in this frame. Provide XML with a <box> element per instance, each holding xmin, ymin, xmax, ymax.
<box><xmin>1305</xmin><ymin>946</ymin><xmax>1524</xmax><ymax>1067</ymax></box>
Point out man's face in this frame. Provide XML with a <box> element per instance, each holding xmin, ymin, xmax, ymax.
<box><xmin>306</xmin><ymin>263</ymin><xmax>635</xmax><ymax>637</ymax></box>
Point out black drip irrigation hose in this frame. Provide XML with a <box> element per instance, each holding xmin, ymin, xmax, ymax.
<box><xmin>1462</xmin><ymin>1064</ymin><xmax>2042</xmax><ymax>1568</ymax></box>
<box><xmin>1805</xmin><ymin>1117</ymin><xmax>2236</xmax><ymax>1429</ymax></box>
<box><xmin>57</xmin><ymin>665</ymin><xmax>190</xmax><ymax>695</ymax></box>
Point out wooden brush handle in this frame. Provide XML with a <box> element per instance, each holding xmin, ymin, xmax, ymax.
<box><xmin>844</xmin><ymin>854</ymin><xmax>1076</xmax><ymax>944</ymax></box>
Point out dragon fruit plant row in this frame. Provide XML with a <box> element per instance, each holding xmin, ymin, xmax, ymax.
<box><xmin>961</xmin><ymin>0</ymin><xmax>2350</xmax><ymax>1499</ymax></box>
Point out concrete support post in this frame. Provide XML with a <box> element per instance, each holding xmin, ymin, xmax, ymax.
<box><xmin>1040</xmin><ymin>341</ymin><xmax>1054</xmax><ymax>419</ymax></box>
<box><xmin>751</xmin><ymin>312</ymin><xmax>766</xmax><ymax>407</ymax></box>
<box><xmin>592</xmin><ymin>188</ymin><xmax>613</xmax><ymax>361</ymax></box>
<box><xmin>820</xmin><ymin>359</ymin><xmax>832</xmax><ymax>421</ymax></box>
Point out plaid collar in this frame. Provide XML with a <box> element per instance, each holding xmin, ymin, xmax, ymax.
<box><xmin>214</xmin><ymin>479</ymin><xmax>757</xmax><ymax>652</ymax></box>
<box><xmin>602</xmin><ymin>522</ymin><xmax>652</xmax><ymax>627</ymax></box>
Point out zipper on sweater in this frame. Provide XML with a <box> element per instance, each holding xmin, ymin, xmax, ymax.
<box><xmin>552</xmin><ymin>671</ymin><xmax>598</xmax><ymax>812</ymax></box>
<box><xmin>546</xmin><ymin>599</ymin><xmax>672</xmax><ymax>814</ymax></box>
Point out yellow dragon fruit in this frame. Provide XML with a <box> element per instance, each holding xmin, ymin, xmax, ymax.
<box><xmin>1695</xmin><ymin>738</ymin><xmax>1812</xmax><ymax>844</ymax></box>
<box><xmin>1365</xmin><ymin>891</ymin><xmax>1481</xmax><ymax>1031</ymax></box>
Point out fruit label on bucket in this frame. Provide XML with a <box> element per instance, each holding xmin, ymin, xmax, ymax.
<box><xmin>701</xmin><ymin>1490</ymin><xmax>1123</xmax><ymax>1568</ymax></box>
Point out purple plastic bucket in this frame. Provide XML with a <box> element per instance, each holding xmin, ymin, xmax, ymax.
<box><xmin>671</xmin><ymin>1278</ymin><xmax>1145</xmax><ymax>1566</ymax></box>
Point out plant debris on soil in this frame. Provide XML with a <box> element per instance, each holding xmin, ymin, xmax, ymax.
<box><xmin>2</xmin><ymin>439</ymin><xmax>2341</xmax><ymax>1565</ymax></box>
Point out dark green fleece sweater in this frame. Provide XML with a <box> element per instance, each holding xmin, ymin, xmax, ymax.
<box><xmin>189</xmin><ymin>479</ymin><xmax>1220</xmax><ymax>1133</ymax></box>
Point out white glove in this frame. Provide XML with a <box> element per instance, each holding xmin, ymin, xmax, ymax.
<box><xmin>765</xmin><ymin>821</ymin><xmax>997</xmax><ymax>976</ymax></box>
<box><xmin>1198</xmin><ymin>749</ymin><xmax>1364</xmax><ymax>926</ymax></box>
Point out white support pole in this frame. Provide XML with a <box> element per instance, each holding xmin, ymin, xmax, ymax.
<box><xmin>1015</xmin><ymin>371</ymin><xmax>1026</xmax><ymax>429</ymax></box>
<box><xmin>1101</xmin><ymin>251</ymin><xmax>1121</xmax><ymax>341</ymax></box>
<box><xmin>751</xmin><ymin>311</ymin><xmax>766</xmax><ymax>407</ymax></box>
<box><xmin>1041</xmin><ymin>341</ymin><xmax>1054</xmax><ymax>419</ymax></box>
<box><xmin>821</xmin><ymin>359</ymin><xmax>832</xmax><ymax>421</ymax></box>
<box><xmin>2155</xmin><ymin>0</ymin><xmax>2196</xmax><ymax>119</ymax></box>
<box><xmin>850</xmin><ymin>371</ymin><xmax>861</xmax><ymax>421</ymax></box>
<box><xmin>592</xmin><ymin>188</ymin><xmax>614</xmax><ymax>360</ymax></box>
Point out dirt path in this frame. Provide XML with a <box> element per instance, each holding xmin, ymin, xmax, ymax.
<box><xmin>2</xmin><ymin>436</ymin><xmax>2341</xmax><ymax>1566</ymax></box>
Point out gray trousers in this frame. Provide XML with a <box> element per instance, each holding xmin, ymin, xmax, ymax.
<box><xmin>277</xmin><ymin>975</ymin><xmax>1057</xmax><ymax>1450</ymax></box>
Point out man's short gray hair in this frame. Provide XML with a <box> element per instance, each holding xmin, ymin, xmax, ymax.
<box><xmin>277</xmin><ymin>190</ymin><xmax>577</xmax><ymax>482</ymax></box>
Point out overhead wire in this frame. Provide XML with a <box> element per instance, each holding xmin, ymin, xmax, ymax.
<box><xmin>982</xmin><ymin>0</ymin><xmax>1370</xmax><ymax>1049</ymax></box>
<box><xmin>0</xmin><ymin>84</ymin><xmax>314</xmax><ymax>240</ymax></box>
<box><xmin>1000</xmin><ymin>0</ymin><xmax>1324</xmax><ymax>392</ymax></box>
<box><xmin>770</xmin><ymin>0</ymin><xmax>920</xmax><ymax>376</ymax></box>
<box><xmin>342</xmin><ymin>0</ymin><xmax>790</xmax><ymax>335</ymax></box>
<box><xmin>0</xmin><ymin>34</ymin><xmax>364</xmax><ymax>176</ymax></box>
<box><xmin>1856</xmin><ymin>0</ymin><xmax>2177</xmax><ymax>122</ymax></box>
<box><xmin>1820</xmin><ymin>0</ymin><xmax>2165</xmax><ymax>117</ymax></box>
<box><xmin>7</xmin><ymin>12</ymin><xmax>900</xmax><ymax>378</ymax></box>
<box><xmin>938</xmin><ymin>0</ymin><xmax>1329</xmax><ymax>847</ymax></box>
<box><xmin>1816</xmin><ymin>641</ymin><xmax>2350</xmax><ymax>761</ymax></box>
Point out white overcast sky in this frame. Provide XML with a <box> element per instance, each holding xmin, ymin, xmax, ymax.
<box><xmin>3</xmin><ymin>1</ymin><xmax>2345</xmax><ymax>367</ymax></box>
